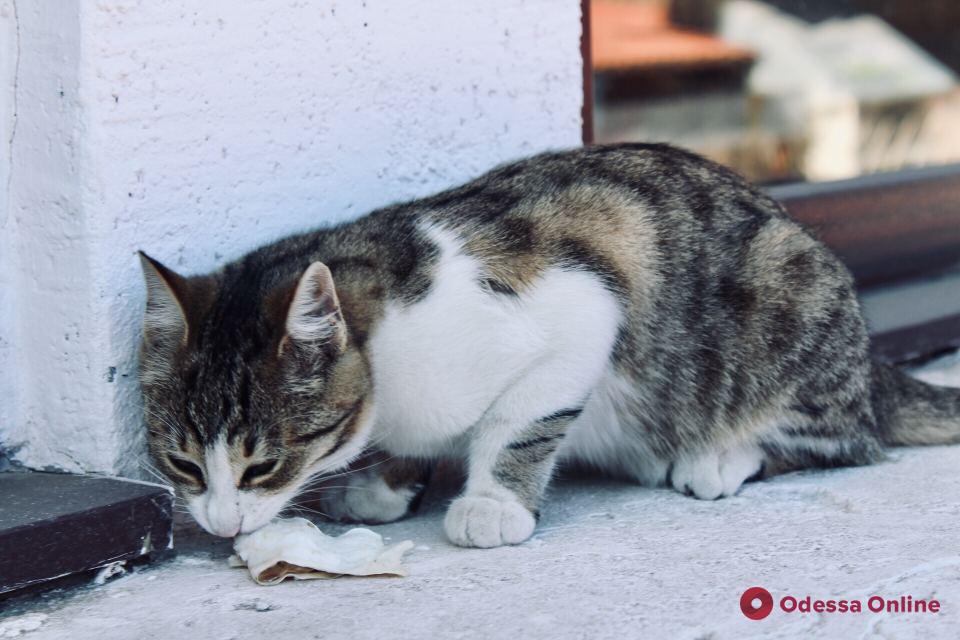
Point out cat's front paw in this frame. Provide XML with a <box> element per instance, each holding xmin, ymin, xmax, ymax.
<box><xmin>321</xmin><ymin>471</ymin><xmax>418</xmax><ymax>524</ymax></box>
<box><xmin>443</xmin><ymin>496</ymin><xmax>536</xmax><ymax>548</ymax></box>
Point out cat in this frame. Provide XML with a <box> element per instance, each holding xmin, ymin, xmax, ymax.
<box><xmin>138</xmin><ymin>143</ymin><xmax>960</xmax><ymax>548</ymax></box>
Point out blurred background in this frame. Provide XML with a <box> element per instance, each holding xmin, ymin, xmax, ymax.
<box><xmin>588</xmin><ymin>0</ymin><xmax>960</xmax><ymax>184</ymax></box>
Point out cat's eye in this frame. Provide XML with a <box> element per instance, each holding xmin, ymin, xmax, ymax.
<box><xmin>168</xmin><ymin>456</ymin><xmax>204</xmax><ymax>484</ymax></box>
<box><xmin>241</xmin><ymin>459</ymin><xmax>278</xmax><ymax>487</ymax></box>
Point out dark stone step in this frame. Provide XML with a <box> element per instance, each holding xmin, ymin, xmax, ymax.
<box><xmin>0</xmin><ymin>472</ymin><xmax>173</xmax><ymax>597</ymax></box>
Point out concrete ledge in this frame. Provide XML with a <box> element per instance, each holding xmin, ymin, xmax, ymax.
<box><xmin>0</xmin><ymin>473</ymin><xmax>173</xmax><ymax>596</ymax></box>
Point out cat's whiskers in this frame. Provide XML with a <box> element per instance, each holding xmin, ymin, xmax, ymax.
<box><xmin>283</xmin><ymin>503</ymin><xmax>334</xmax><ymax>520</ymax></box>
<box><xmin>141</xmin><ymin>465</ymin><xmax>169</xmax><ymax>485</ymax></box>
<box><xmin>143</xmin><ymin>406</ymin><xmax>182</xmax><ymax>432</ymax></box>
<box><xmin>137</xmin><ymin>456</ymin><xmax>169</xmax><ymax>481</ymax></box>
<box><xmin>299</xmin><ymin>453</ymin><xmax>397</xmax><ymax>492</ymax></box>
<box><xmin>143</xmin><ymin>408</ymin><xmax>188</xmax><ymax>445</ymax></box>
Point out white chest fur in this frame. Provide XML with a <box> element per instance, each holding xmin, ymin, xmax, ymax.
<box><xmin>367</xmin><ymin>227</ymin><xmax>622</xmax><ymax>458</ymax></box>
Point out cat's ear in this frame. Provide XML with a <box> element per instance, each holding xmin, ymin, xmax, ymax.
<box><xmin>281</xmin><ymin>262</ymin><xmax>347</xmax><ymax>355</ymax></box>
<box><xmin>139</xmin><ymin>251</ymin><xmax>190</xmax><ymax>349</ymax></box>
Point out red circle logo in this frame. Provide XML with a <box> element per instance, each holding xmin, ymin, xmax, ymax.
<box><xmin>740</xmin><ymin>587</ymin><xmax>774</xmax><ymax>620</ymax></box>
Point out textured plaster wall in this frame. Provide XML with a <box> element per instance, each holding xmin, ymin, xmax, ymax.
<box><xmin>0</xmin><ymin>1</ymin><xmax>584</xmax><ymax>475</ymax></box>
<box><xmin>0</xmin><ymin>1</ymin><xmax>117</xmax><ymax>472</ymax></box>
<box><xmin>0</xmin><ymin>1</ymin><xmax>18</xmax><ymax>463</ymax></box>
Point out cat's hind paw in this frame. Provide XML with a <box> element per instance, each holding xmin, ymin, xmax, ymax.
<box><xmin>670</xmin><ymin>443</ymin><xmax>764</xmax><ymax>500</ymax></box>
<box><xmin>444</xmin><ymin>496</ymin><xmax>536</xmax><ymax>548</ymax></box>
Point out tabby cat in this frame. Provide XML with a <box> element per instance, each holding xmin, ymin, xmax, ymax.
<box><xmin>139</xmin><ymin>144</ymin><xmax>960</xmax><ymax>547</ymax></box>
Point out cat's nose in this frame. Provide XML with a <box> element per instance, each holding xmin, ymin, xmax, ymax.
<box><xmin>206</xmin><ymin>497</ymin><xmax>242</xmax><ymax>537</ymax></box>
<box><xmin>209</xmin><ymin>521</ymin><xmax>241</xmax><ymax>537</ymax></box>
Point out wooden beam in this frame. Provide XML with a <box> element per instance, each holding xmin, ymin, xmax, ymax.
<box><xmin>769</xmin><ymin>164</ymin><xmax>960</xmax><ymax>288</ymax></box>
<box><xmin>581</xmin><ymin>0</ymin><xmax>594</xmax><ymax>144</ymax></box>
<box><xmin>768</xmin><ymin>165</ymin><xmax>960</xmax><ymax>363</ymax></box>
<box><xmin>871</xmin><ymin>312</ymin><xmax>960</xmax><ymax>364</ymax></box>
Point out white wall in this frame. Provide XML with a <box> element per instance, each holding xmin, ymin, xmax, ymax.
<box><xmin>1</xmin><ymin>1</ymin><xmax>112</xmax><ymax>472</ymax></box>
<box><xmin>0</xmin><ymin>1</ymin><xmax>584</xmax><ymax>475</ymax></box>
<box><xmin>0</xmin><ymin>0</ymin><xmax>17</xmax><ymax>467</ymax></box>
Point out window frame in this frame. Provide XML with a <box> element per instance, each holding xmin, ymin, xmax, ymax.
<box><xmin>581</xmin><ymin>0</ymin><xmax>960</xmax><ymax>363</ymax></box>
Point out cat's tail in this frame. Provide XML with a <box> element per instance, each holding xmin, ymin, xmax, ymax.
<box><xmin>872</xmin><ymin>362</ymin><xmax>960</xmax><ymax>446</ymax></box>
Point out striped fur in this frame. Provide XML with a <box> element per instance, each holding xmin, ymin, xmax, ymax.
<box><xmin>139</xmin><ymin>144</ymin><xmax>960</xmax><ymax>545</ymax></box>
